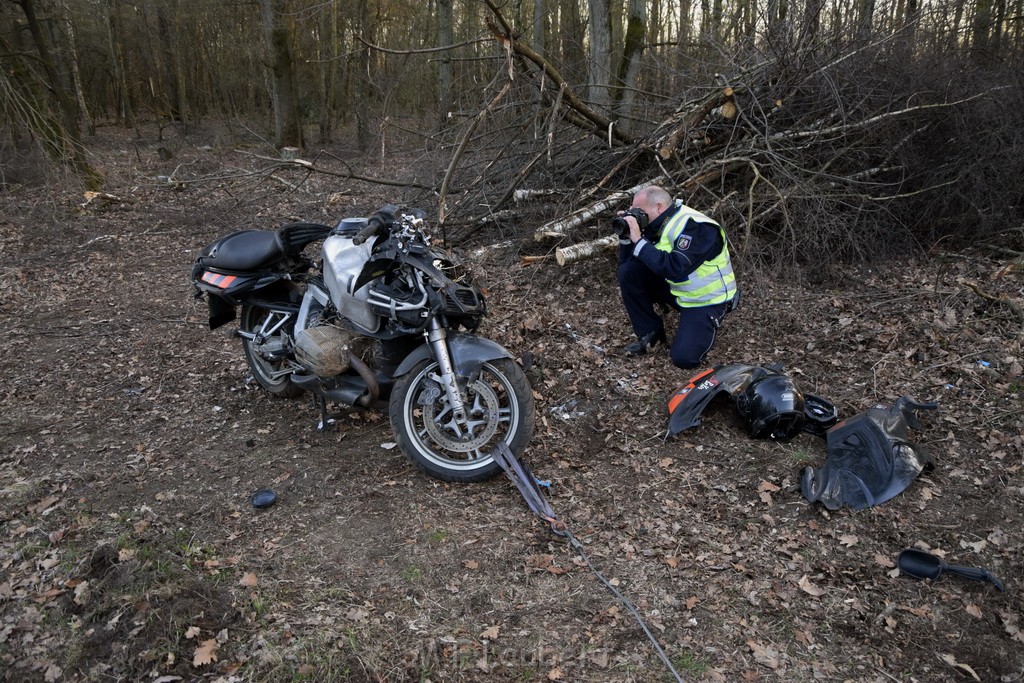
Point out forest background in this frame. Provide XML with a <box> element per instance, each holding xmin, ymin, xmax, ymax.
<box><xmin>3</xmin><ymin>0</ymin><xmax>1023</xmax><ymax>265</ymax></box>
<box><xmin>1</xmin><ymin>0</ymin><xmax>1023</xmax><ymax>681</ymax></box>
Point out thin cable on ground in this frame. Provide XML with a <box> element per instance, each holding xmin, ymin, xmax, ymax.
<box><xmin>490</xmin><ymin>443</ymin><xmax>685</xmax><ymax>682</ymax></box>
<box><xmin>562</xmin><ymin>529</ymin><xmax>684</xmax><ymax>683</ymax></box>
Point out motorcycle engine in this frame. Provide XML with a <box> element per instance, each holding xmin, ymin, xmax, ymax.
<box><xmin>294</xmin><ymin>325</ymin><xmax>361</xmax><ymax>377</ymax></box>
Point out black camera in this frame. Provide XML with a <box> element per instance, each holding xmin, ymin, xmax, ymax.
<box><xmin>612</xmin><ymin>207</ymin><xmax>649</xmax><ymax>239</ymax></box>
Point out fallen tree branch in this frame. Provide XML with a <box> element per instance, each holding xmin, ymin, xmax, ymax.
<box><xmin>246</xmin><ymin>152</ymin><xmax>438</xmax><ymax>191</ymax></box>
<box><xmin>468</xmin><ymin>239</ymin><xmax>517</xmax><ymax>260</ymax></box>
<box><xmin>961</xmin><ymin>279</ymin><xmax>1024</xmax><ymax>323</ymax></box>
<box><xmin>770</xmin><ymin>91</ymin><xmax>1002</xmax><ymax>142</ymax></box>
<box><xmin>357</xmin><ymin>35</ymin><xmax>488</xmax><ymax>55</ymax></box>
<box><xmin>439</xmin><ymin>81</ymin><xmax>512</xmax><ymax>226</ymax></box>
<box><xmin>556</xmin><ymin>235</ymin><xmax>618</xmax><ymax>266</ymax></box>
<box><xmin>657</xmin><ymin>87</ymin><xmax>735</xmax><ymax>160</ymax></box>
<box><xmin>483</xmin><ymin>0</ymin><xmax>634</xmax><ymax>147</ymax></box>
<box><xmin>80</xmin><ymin>191</ymin><xmax>134</xmax><ymax>208</ymax></box>
<box><xmin>533</xmin><ymin>176</ymin><xmax>667</xmax><ymax>241</ymax></box>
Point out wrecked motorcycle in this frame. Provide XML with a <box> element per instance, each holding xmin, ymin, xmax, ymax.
<box><xmin>191</xmin><ymin>205</ymin><xmax>535</xmax><ymax>482</ymax></box>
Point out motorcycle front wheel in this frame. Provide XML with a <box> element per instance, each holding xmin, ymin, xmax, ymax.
<box><xmin>389</xmin><ymin>358</ymin><xmax>535</xmax><ymax>482</ymax></box>
<box><xmin>239</xmin><ymin>303</ymin><xmax>303</xmax><ymax>398</ymax></box>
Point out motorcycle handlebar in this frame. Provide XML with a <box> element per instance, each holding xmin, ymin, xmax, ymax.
<box><xmin>352</xmin><ymin>216</ymin><xmax>385</xmax><ymax>246</ymax></box>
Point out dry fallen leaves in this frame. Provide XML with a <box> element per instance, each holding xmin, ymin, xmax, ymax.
<box><xmin>239</xmin><ymin>572</ymin><xmax>258</xmax><ymax>587</ymax></box>
<box><xmin>72</xmin><ymin>580</ymin><xmax>91</xmax><ymax>606</ymax></box>
<box><xmin>939</xmin><ymin>653</ymin><xmax>981</xmax><ymax>681</ymax></box>
<box><xmin>747</xmin><ymin>639</ymin><xmax>781</xmax><ymax>669</ymax></box>
<box><xmin>798</xmin><ymin>575</ymin><xmax>826</xmax><ymax>597</ymax></box>
<box><xmin>525</xmin><ymin>553</ymin><xmax>568</xmax><ymax>575</ymax></box>
<box><xmin>192</xmin><ymin>639</ymin><xmax>218</xmax><ymax>667</ymax></box>
<box><xmin>345</xmin><ymin>606</ymin><xmax>369</xmax><ymax>622</ymax></box>
<box><xmin>479</xmin><ymin>625</ymin><xmax>500</xmax><ymax>640</ymax></box>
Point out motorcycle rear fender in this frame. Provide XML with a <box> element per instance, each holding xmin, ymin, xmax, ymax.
<box><xmin>194</xmin><ymin>270</ymin><xmax>293</xmax><ymax>330</ymax></box>
<box><xmin>205</xmin><ymin>294</ymin><xmax>237</xmax><ymax>330</ymax></box>
<box><xmin>393</xmin><ymin>332</ymin><xmax>512</xmax><ymax>379</ymax></box>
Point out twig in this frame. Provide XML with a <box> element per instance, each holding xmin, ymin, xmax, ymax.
<box><xmin>438</xmin><ymin>81</ymin><xmax>512</xmax><ymax>227</ymax></box>
<box><xmin>961</xmin><ymin>279</ymin><xmax>1024</xmax><ymax>322</ymax></box>
<box><xmin>356</xmin><ymin>35</ymin><xmax>489</xmax><ymax>55</ymax></box>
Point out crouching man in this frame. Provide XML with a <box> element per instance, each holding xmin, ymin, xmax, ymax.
<box><xmin>616</xmin><ymin>186</ymin><xmax>738</xmax><ymax>369</ymax></box>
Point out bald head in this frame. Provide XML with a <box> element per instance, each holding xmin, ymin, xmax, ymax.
<box><xmin>631</xmin><ymin>186</ymin><xmax>673</xmax><ymax>220</ymax></box>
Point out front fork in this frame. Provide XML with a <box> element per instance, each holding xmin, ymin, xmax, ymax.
<box><xmin>425</xmin><ymin>319</ymin><xmax>469</xmax><ymax>423</ymax></box>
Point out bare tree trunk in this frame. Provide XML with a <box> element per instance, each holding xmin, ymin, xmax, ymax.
<box><xmin>437</xmin><ymin>0</ymin><xmax>454</xmax><ymax>129</ymax></box>
<box><xmin>588</xmin><ymin>0</ymin><xmax>612</xmax><ymax>112</ymax></box>
<box><xmin>799</xmin><ymin>0</ymin><xmax>825</xmax><ymax>46</ymax></box>
<box><xmin>260</xmin><ymin>0</ymin><xmax>304</xmax><ymax>149</ymax></box>
<box><xmin>318</xmin><ymin>1</ymin><xmax>339</xmax><ymax>143</ymax></box>
<box><xmin>972</xmin><ymin>0</ymin><xmax>993</xmax><ymax>59</ymax></box>
<box><xmin>559</xmin><ymin>0</ymin><xmax>586</xmax><ymax>83</ymax></box>
<box><xmin>58</xmin><ymin>0</ymin><xmax>93</xmax><ymax>135</ymax></box>
<box><xmin>766</xmin><ymin>0</ymin><xmax>789</xmax><ymax>42</ymax></box>
<box><xmin>712</xmin><ymin>0</ymin><xmax>724</xmax><ymax>42</ymax></box>
<box><xmin>14</xmin><ymin>0</ymin><xmax>101</xmax><ymax>186</ymax></box>
<box><xmin>903</xmin><ymin>0</ymin><xmax>920</xmax><ymax>42</ymax></box>
<box><xmin>948</xmin><ymin>0</ymin><xmax>966</xmax><ymax>51</ymax></box>
<box><xmin>675</xmin><ymin>0</ymin><xmax>693</xmax><ymax>86</ymax></box>
<box><xmin>556</xmin><ymin>235</ymin><xmax>618</xmax><ymax>265</ymax></box>
<box><xmin>856</xmin><ymin>0</ymin><xmax>875</xmax><ymax>40</ymax></box>
<box><xmin>532</xmin><ymin>0</ymin><xmax>545</xmax><ymax>56</ymax></box>
<box><xmin>992</xmin><ymin>0</ymin><xmax>1007</xmax><ymax>54</ymax></box>
<box><xmin>354</xmin><ymin>0</ymin><xmax>374</xmax><ymax>153</ymax></box>
<box><xmin>156</xmin><ymin>2</ymin><xmax>184</xmax><ymax>124</ymax></box>
<box><xmin>106</xmin><ymin>0</ymin><xmax>135</xmax><ymax>128</ymax></box>
<box><xmin>614</xmin><ymin>0</ymin><xmax>646</xmax><ymax>124</ymax></box>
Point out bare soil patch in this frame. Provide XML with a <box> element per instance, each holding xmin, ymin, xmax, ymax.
<box><xmin>1</xmin><ymin>129</ymin><xmax>1022</xmax><ymax>682</ymax></box>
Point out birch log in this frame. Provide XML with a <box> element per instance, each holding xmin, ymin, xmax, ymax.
<box><xmin>468</xmin><ymin>239</ymin><xmax>516</xmax><ymax>259</ymax></box>
<box><xmin>555</xmin><ymin>235</ymin><xmax>619</xmax><ymax>266</ymax></box>
<box><xmin>532</xmin><ymin>175</ymin><xmax>666</xmax><ymax>241</ymax></box>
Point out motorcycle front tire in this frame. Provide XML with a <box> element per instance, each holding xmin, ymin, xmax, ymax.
<box><xmin>239</xmin><ymin>303</ymin><xmax>303</xmax><ymax>398</ymax></box>
<box><xmin>389</xmin><ymin>358</ymin><xmax>535</xmax><ymax>483</ymax></box>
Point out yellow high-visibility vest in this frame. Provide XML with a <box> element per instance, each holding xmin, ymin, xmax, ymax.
<box><xmin>654</xmin><ymin>204</ymin><xmax>737</xmax><ymax>308</ymax></box>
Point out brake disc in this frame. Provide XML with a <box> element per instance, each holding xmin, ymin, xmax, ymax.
<box><xmin>421</xmin><ymin>378</ymin><xmax>501</xmax><ymax>453</ymax></box>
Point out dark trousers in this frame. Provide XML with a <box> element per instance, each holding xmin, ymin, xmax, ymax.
<box><xmin>617</xmin><ymin>258</ymin><xmax>730</xmax><ymax>369</ymax></box>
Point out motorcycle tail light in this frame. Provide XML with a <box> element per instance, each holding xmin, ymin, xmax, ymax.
<box><xmin>200</xmin><ymin>271</ymin><xmax>239</xmax><ymax>289</ymax></box>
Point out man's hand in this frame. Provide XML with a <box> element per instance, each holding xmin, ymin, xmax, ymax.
<box><xmin>614</xmin><ymin>207</ymin><xmax>649</xmax><ymax>244</ymax></box>
<box><xmin>623</xmin><ymin>215</ymin><xmax>642</xmax><ymax>243</ymax></box>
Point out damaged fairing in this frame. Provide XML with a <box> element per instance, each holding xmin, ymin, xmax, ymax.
<box><xmin>666</xmin><ymin>364</ymin><xmax>773</xmax><ymax>436</ymax></box>
<box><xmin>801</xmin><ymin>397</ymin><xmax>937</xmax><ymax>510</ymax></box>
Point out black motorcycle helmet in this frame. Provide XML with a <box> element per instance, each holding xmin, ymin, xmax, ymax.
<box><xmin>735</xmin><ymin>374</ymin><xmax>806</xmax><ymax>440</ymax></box>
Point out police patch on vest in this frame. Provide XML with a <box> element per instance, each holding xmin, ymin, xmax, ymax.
<box><xmin>676</xmin><ymin>234</ymin><xmax>692</xmax><ymax>250</ymax></box>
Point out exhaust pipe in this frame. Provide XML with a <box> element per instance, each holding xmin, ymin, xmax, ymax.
<box><xmin>348</xmin><ymin>353</ymin><xmax>380</xmax><ymax>407</ymax></box>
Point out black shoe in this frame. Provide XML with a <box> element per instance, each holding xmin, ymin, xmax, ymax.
<box><xmin>624</xmin><ymin>330</ymin><xmax>666</xmax><ymax>356</ymax></box>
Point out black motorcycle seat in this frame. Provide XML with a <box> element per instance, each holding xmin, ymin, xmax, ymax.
<box><xmin>200</xmin><ymin>230</ymin><xmax>284</xmax><ymax>271</ymax></box>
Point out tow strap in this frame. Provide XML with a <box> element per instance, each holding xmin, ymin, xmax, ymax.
<box><xmin>490</xmin><ymin>442</ymin><xmax>685</xmax><ymax>682</ymax></box>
